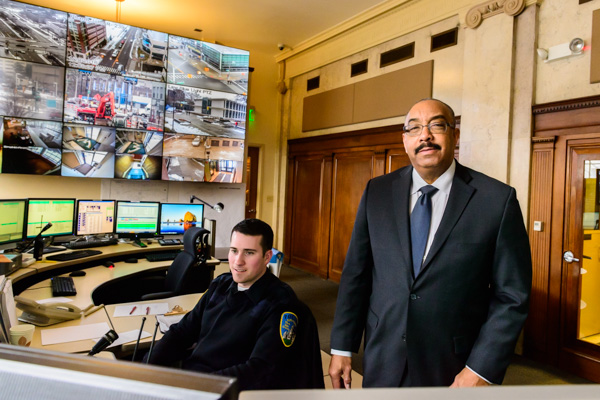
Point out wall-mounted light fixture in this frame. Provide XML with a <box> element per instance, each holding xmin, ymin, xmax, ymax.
<box><xmin>537</xmin><ymin>38</ymin><xmax>586</xmax><ymax>62</ymax></box>
<box><xmin>190</xmin><ymin>195</ymin><xmax>224</xmax><ymax>212</ymax></box>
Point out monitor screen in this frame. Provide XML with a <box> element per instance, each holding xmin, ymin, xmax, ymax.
<box><xmin>115</xmin><ymin>201</ymin><xmax>159</xmax><ymax>237</ymax></box>
<box><xmin>76</xmin><ymin>200</ymin><xmax>115</xmax><ymax>236</ymax></box>
<box><xmin>159</xmin><ymin>202</ymin><xmax>204</xmax><ymax>235</ymax></box>
<box><xmin>0</xmin><ymin>199</ymin><xmax>26</xmax><ymax>245</ymax></box>
<box><xmin>26</xmin><ymin>199</ymin><xmax>75</xmax><ymax>238</ymax></box>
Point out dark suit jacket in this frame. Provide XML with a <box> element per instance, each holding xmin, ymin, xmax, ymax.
<box><xmin>330</xmin><ymin>161</ymin><xmax>532</xmax><ymax>387</ymax></box>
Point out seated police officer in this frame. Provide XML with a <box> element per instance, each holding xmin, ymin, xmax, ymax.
<box><xmin>147</xmin><ymin>218</ymin><xmax>324</xmax><ymax>390</ymax></box>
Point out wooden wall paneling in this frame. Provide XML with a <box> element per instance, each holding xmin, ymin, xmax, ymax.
<box><xmin>591</xmin><ymin>9</ymin><xmax>600</xmax><ymax>84</ymax></box>
<box><xmin>386</xmin><ymin>146</ymin><xmax>411</xmax><ymax>174</ymax></box>
<box><xmin>284</xmin><ymin>156</ymin><xmax>296</xmax><ymax>265</ymax></box>
<box><xmin>525</xmin><ymin>138</ymin><xmax>556</xmax><ymax>362</ymax></box>
<box><xmin>533</xmin><ymin>96</ymin><xmax>600</xmax><ymax>136</ymax></box>
<box><xmin>374</xmin><ymin>150</ymin><xmax>386</xmax><ymax>177</ymax></box>
<box><xmin>328</xmin><ymin>151</ymin><xmax>377</xmax><ymax>282</ymax></box>
<box><xmin>288</xmin><ymin>154</ymin><xmax>331</xmax><ymax>276</ymax></box>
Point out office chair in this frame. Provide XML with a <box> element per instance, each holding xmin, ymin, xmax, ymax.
<box><xmin>91</xmin><ymin>227</ymin><xmax>213</xmax><ymax>305</ymax></box>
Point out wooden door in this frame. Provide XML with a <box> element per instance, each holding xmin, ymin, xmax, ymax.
<box><xmin>328</xmin><ymin>151</ymin><xmax>379</xmax><ymax>282</ymax></box>
<box><xmin>287</xmin><ymin>154</ymin><xmax>332</xmax><ymax>278</ymax></box>
<box><xmin>559</xmin><ymin>139</ymin><xmax>600</xmax><ymax>381</ymax></box>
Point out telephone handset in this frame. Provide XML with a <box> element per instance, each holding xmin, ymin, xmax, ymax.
<box><xmin>15</xmin><ymin>296</ymin><xmax>83</xmax><ymax>326</ymax></box>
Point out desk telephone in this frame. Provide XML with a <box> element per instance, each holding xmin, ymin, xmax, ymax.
<box><xmin>15</xmin><ymin>296</ymin><xmax>85</xmax><ymax>326</ymax></box>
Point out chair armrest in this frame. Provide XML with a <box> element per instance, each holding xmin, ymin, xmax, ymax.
<box><xmin>141</xmin><ymin>291</ymin><xmax>175</xmax><ymax>301</ymax></box>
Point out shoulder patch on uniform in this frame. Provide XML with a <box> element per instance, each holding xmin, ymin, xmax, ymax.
<box><xmin>280</xmin><ymin>312</ymin><xmax>298</xmax><ymax>347</ymax></box>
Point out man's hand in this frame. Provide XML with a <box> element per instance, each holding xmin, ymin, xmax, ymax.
<box><xmin>329</xmin><ymin>354</ymin><xmax>352</xmax><ymax>389</ymax></box>
<box><xmin>449</xmin><ymin>367</ymin><xmax>491</xmax><ymax>388</ymax></box>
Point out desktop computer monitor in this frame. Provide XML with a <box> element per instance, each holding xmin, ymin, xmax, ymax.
<box><xmin>115</xmin><ymin>201</ymin><xmax>160</xmax><ymax>244</ymax></box>
<box><xmin>25</xmin><ymin>199</ymin><xmax>76</xmax><ymax>238</ymax></box>
<box><xmin>159</xmin><ymin>202</ymin><xmax>204</xmax><ymax>235</ymax></box>
<box><xmin>0</xmin><ymin>199</ymin><xmax>27</xmax><ymax>249</ymax></box>
<box><xmin>76</xmin><ymin>200</ymin><xmax>115</xmax><ymax>236</ymax></box>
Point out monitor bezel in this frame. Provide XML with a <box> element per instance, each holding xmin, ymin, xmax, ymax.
<box><xmin>158</xmin><ymin>202</ymin><xmax>204</xmax><ymax>235</ymax></box>
<box><xmin>0</xmin><ymin>198</ymin><xmax>28</xmax><ymax>245</ymax></box>
<box><xmin>25</xmin><ymin>198</ymin><xmax>76</xmax><ymax>239</ymax></box>
<box><xmin>75</xmin><ymin>199</ymin><xmax>116</xmax><ymax>236</ymax></box>
<box><xmin>115</xmin><ymin>200</ymin><xmax>160</xmax><ymax>239</ymax></box>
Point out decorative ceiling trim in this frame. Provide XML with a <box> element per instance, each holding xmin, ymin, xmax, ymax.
<box><xmin>465</xmin><ymin>0</ymin><xmax>526</xmax><ymax>29</ymax></box>
<box><xmin>532</xmin><ymin>96</ymin><xmax>600</xmax><ymax>115</ymax></box>
<box><xmin>532</xmin><ymin>137</ymin><xmax>556</xmax><ymax>143</ymax></box>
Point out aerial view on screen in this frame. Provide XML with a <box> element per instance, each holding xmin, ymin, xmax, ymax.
<box><xmin>2</xmin><ymin>117</ymin><xmax>61</xmax><ymax>175</ymax></box>
<box><xmin>67</xmin><ymin>14</ymin><xmax>167</xmax><ymax>82</ymax></box>
<box><xmin>164</xmin><ymin>85</ymin><xmax>245</xmax><ymax>138</ymax></box>
<box><xmin>0</xmin><ymin>0</ymin><xmax>67</xmax><ymax>66</ymax></box>
<box><xmin>167</xmin><ymin>35</ymin><xmax>248</xmax><ymax>94</ymax></box>
<box><xmin>64</xmin><ymin>69</ymin><xmax>165</xmax><ymax>130</ymax></box>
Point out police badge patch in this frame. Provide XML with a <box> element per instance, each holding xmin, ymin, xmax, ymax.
<box><xmin>280</xmin><ymin>312</ymin><xmax>298</xmax><ymax>347</ymax></box>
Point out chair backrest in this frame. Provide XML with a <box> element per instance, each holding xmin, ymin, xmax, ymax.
<box><xmin>165</xmin><ymin>227</ymin><xmax>211</xmax><ymax>293</ymax></box>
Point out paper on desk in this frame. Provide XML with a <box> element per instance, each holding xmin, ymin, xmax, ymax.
<box><xmin>93</xmin><ymin>329</ymin><xmax>152</xmax><ymax>348</ymax></box>
<box><xmin>37</xmin><ymin>297</ymin><xmax>73</xmax><ymax>304</ymax></box>
<box><xmin>113</xmin><ymin>303</ymin><xmax>169</xmax><ymax>317</ymax></box>
<box><xmin>156</xmin><ymin>314</ymin><xmax>185</xmax><ymax>333</ymax></box>
<box><xmin>41</xmin><ymin>322</ymin><xmax>110</xmax><ymax>346</ymax></box>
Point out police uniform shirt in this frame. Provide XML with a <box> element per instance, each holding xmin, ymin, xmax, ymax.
<box><xmin>148</xmin><ymin>271</ymin><xmax>323</xmax><ymax>390</ymax></box>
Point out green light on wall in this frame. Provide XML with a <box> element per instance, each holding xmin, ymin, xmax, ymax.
<box><xmin>248</xmin><ymin>107</ymin><xmax>255</xmax><ymax>122</ymax></box>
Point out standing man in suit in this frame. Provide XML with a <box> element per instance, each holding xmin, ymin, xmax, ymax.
<box><xmin>329</xmin><ymin>98</ymin><xmax>532</xmax><ymax>388</ymax></box>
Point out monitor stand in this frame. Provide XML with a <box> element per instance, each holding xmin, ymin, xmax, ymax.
<box><xmin>131</xmin><ymin>239</ymin><xmax>147</xmax><ymax>248</ymax></box>
<box><xmin>43</xmin><ymin>246</ymin><xmax>65</xmax><ymax>254</ymax></box>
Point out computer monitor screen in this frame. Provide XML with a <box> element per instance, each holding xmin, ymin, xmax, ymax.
<box><xmin>159</xmin><ymin>203</ymin><xmax>204</xmax><ymax>235</ymax></box>
<box><xmin>115</xmin><ymin>201</ymin><xmax>159</xmax><ymax>237</ymax></box>
<box><xmin>26</xmin><ymin>199</ymin><xmax>75</xmax><ymax>238</ymax></box>
<box><xmin>76</xmin><ymin>200</ymin><xmax>115</xmax><ymax>236</ymax></box>
<box><xmin>0</xmin><ymin>199</ymin><xmax>26</xmax><ymax>245</ymax></box>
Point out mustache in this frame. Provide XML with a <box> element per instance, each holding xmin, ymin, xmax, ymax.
<box><xmin>414</xmin><ymin>142</ymin><xmax>441</xmax><ymax>154</ymax></box>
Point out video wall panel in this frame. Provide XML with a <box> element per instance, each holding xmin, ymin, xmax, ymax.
<box><xmin>0</xmin><ymin>0</ymin><xmax>249</xmax><ymax>183</ymax></box>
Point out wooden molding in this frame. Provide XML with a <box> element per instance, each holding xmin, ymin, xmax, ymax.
<box><xmin>533</xmin><ymin>95</ymin><xmax>600</xmax><ymax>115</ymax></box>
<box><xmin>465</xmin><ymin>0</ymin><xmax>526</xmax><ymax>29</ymax></box>
<box><xmin>532</xmin><ymin>137</ymin><xmax>556</xmax><ymax>143</ymax></box>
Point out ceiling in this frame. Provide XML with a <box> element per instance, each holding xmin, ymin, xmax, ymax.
<box><xmin>26</xmin><ymin>0</ymin><xmax>393</xmax><ymax>56</ymax></box>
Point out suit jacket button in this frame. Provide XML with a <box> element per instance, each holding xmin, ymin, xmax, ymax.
<box><xmin>410</xmin><ymin>294</ymin><xmax>417</xmax><ymax>300</ymax></box>
<box><xmin>402</xmin><ymin>334</ymin><xmax>406</xmax><ymax>341</ymax></box>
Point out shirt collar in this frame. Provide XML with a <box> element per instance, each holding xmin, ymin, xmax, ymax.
<box><xmin>229</xmin><ymin>269</ymin><xmax>276</xmax><ymax>304</ymax></box>
<box><xmin>411</xmin><ymin>160</ymin><xmax>456</xmax><ymax>195</ymax></box>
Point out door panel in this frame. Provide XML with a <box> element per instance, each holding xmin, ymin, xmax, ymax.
<box><xmin>288</xmin><ymin>155</ymin><xmax>331</xmax><ymax>277</ymax></box>
<box><xmin>328</xmin><ymin>151</ymin><xmax>376</xmax><ymax>282</ymax></box>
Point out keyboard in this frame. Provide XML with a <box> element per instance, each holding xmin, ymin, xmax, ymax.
<box><xmin>46</xmin><ymin>249</ymin><xmax>103</xmax><ymax>262</ymax></box>
<box><xmin>65</xmin><ymin>238</ymin><xmax>118</xmax><ymax>249</ymax></box>
<box><xmin>51</xmin><ymin>276</ymin><xmax>77</xmax><ymax>296</ymax></box>
<box><xmin>158</xmin><ymin>239</ymin><xmax>181</xmax><ymax>246</ymax></box>
<box><xmin>145</xmin><ymin>251</ymin><xmax>180</xmax><ymax>262</ymax></box>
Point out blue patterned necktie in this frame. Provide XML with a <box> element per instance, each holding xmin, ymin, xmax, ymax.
<box><xmin>411</xmin><ymin>185</ymin><xmax>438</xmax><ymax>277</ymax></box>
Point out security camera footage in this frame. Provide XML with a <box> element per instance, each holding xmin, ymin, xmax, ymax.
<box><xmin>0</xmin><ymin>0</ymin><xmax>248</xmax><ymax>183</ymax></box>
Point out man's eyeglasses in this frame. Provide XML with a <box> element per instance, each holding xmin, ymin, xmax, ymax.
<box><xmin>403</xmin><ymin>121</ymin><xmax>454</xmax><ymax>137</ymax></box>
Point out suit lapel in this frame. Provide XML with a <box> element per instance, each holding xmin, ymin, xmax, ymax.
<box><xmin>392</xmin><ymin>167</ymin><xmax>413</xmax><ymax>273</ymax></box>
<box><xmin>419</xmin><ymin>163</ymin><xmax>474</xmax><ymax>275</ymax></box>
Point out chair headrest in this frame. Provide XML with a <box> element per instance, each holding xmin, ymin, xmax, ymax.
<box><xmin>183</xmin><ymin>226</ymin><xmax>210</xmax><ymax>253</ymax></box>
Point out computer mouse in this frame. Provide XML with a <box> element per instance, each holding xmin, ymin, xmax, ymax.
<box><xmin>103</xmin><ymin>261</ymin><xmax>115</xmax><ymax>268</ymax></box>
<box><xmin>69</xmin><ymin>270</ymin><xmax>86</xmax><ymax>277</ymax></box>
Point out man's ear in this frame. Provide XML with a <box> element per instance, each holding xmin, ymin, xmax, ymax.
<box><xmin>264</xmin><ymin>249</ymin><xmax>273</xmax><ymax>265</ymax></box>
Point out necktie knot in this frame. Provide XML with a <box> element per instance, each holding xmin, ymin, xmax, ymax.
<box><xmin>419</xmin><ymin>185</ymin><xmax>438</xmax><ymax>197</ymax></box>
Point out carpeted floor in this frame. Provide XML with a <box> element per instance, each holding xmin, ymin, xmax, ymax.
<box><xmin>278</xmin><ymin>263</ymin><xmax>592</xmax><ymax>385</ymax></box>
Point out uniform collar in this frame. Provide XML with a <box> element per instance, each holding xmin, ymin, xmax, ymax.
<box><xmin>229</xmin><ymin>269</ymin><xmax>276</xmax><ymax>304</ymax></box>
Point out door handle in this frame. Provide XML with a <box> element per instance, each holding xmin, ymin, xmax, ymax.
<box><xmin>563</xmin><ymin>251</ymin><xmax>580</xmax><ymax>263</ymax></box>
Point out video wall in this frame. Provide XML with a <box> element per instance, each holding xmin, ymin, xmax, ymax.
<box><xmin>0</xmin><ymin>0</ymin><xmax>248</xmax><ymax>183</ymax></box>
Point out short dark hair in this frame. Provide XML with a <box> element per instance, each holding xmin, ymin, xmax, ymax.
<box><xmin>231</xmin><ymin>218</ymin><xmax>274</xmax><ymax>254</ymax></box>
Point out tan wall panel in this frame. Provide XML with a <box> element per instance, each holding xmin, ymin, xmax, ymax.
<box><xmin>302</xmin><ymin>85</ymin><xmax>355</xmax><ymax>131</ymax></box>
<box><xmin>353</xmin><ymin>60</ymin><xmax>433</xmax><ymax>123</ymax></box>
<box><xmin>592</xmin><ymin>9</ymin><xmax>600</xmax><ymax>84</ymax></box>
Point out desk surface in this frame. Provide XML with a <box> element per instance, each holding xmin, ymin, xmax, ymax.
<box><xmin>19</xmin><ymin>260</ymin><xmax>203</xmax><ymax>354</ymax></box>
<box><xmin>14</xmin><ymin>245</ymin><xmax>217</xmax><ymax>355</ymax></box>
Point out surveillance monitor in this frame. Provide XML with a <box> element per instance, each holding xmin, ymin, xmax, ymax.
<box><xmin>0</xmin><ymin>199</ymin><xmax>27</xmax><ymax>249</ymax></box>
<box><xmin>115</xmin><ymin>201</ymin><xmax>159</xmax><ymax>246</ymax></box>
<box><xmin>76</xmin><ymin>200</ymin><xmax>116</xmax><ymax>236</ymax></box>
<box><xmin>25</xmin><ymin>198</ymin><xmax>76</xmax><ymax>238</ymax></box>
